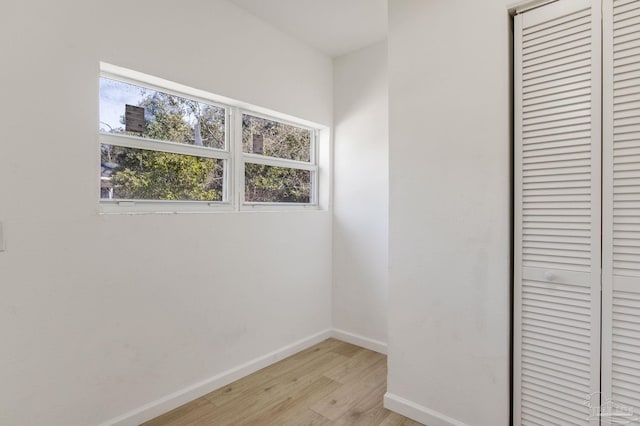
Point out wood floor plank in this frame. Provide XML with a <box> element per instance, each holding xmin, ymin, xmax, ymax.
<box><xmin>329</xmin><ymin>341</ymin><xmax>363</xmax><ymax>358</ymax></box>
<box><xmin>323</xmin><ymin>347</ymin><xmax>385</xmax><ymax>384</ymax></box>
<box><xmin>309</xmin><ymin>357</ymin><xmax>387</xmax><ymax>421</ymax></box>
<box><xmin>145</xmin><ymin>339</ymin><xmax>423</xmax><ymax>426</ymax></box>
<box><xmin>204</xmin><ymin>346</ymin><xmax>347</xmax><ymax>408</ymax></box>
<box><xmin>196</xmin><ymin>354</ymin><xmax>347</xmax><ymax>424</ymax></box>
<box><xmin>202</xmin><ymin>338</ymin><xmax>343</xmax><ymax>406</ymax></box>
<box><xmin>141</xmin><ymin>397</ymin><xmax>213</xmax><ymax>426</ymax></box>
<box><xmin>242</xmin><ymin>376</ymin><xmax>341</xmax><ymax>426</ymax></box>
<box><xmin>333</xmin><ymin>383</ymin><xmax>389</xmax><ymax>426</ymax></box>
<box><xmin>379</xmin><ymin>411</ymin><xmax>425</xmax><ymax>426</ymax></box>
<box><xmin>279</xmin><ymin>409</ymin><xmax>333</xmax><ymax>426</ymax></box>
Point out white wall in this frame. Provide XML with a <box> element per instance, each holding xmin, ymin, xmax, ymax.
<box><xmin>386</xmin><ymin>1</ymin><xmax>511</xmax><ymax>425</ymax></box>
<box><xmin>332</xmin><ymin>42</ymin><xmax>389</xmax><ymax>347</ymax></box>
<box><xmin>0</xmin><ymin>1</ymin><xmax>333</xmax><ymax>425</ymax></box>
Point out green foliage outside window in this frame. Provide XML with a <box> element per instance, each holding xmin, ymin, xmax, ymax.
<box><xmin>101</xmin><ymin>81</ymin><xmax>312</xmax><ymax>203</ymax></box>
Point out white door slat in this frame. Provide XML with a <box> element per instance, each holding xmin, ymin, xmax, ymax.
<box><xmin>615</xmin><ymin>26</ymin><xmax>640</xmax><ymax>41</ymax></box>
<box><xmin>523</xmin><ymin>115</ymin><xmax>591</xmax><ymax>133</ymax></box>
<box><xmin>524</xmin><ymin>191</ymin><xmax>591</xmax><ymax>200</ymax></box>
<box><xmin>522</xmin><ymin>37</ymin><xmax>591</xmax><ymax>67</ymax></box>
<box><xmin>613</xmin><ymin>11</ymin><xmax>640</xmax><ymax>30</ymax></box>
<box><xmin>614</xmin><ymin>184</ymin><xmax>640</xmax><ymax>193</ymax></box>
<box><xmin>516</xmin><ymin>3</ymin><xmax>600</xmax><ymax>424</ymax></box>
<box><xmin>524</xmin><ymin>71</ymin><xmax>591</xmax><ymax>96</ymax></box>
<box><xmin>616</xmin><ymin>108</ymin><xmax>640</xmax><ymax>128</ymax></box>
<box><xmin>524</xmin><ymin>201</ymin><xmax>591</xmax><ymax>209</ymax></box>
<box><xmin>524</xmin><ymin>229</ymin><xmax>591</xmax><ymax>239</ymax></box>
<box><xmin>612</xmin><ymin>208</ymin><xmax>640</xmax><ymax>216</ymax></box>
<box><xmin>523</xmin><ymin>6</ymin><xmax>590</xmax><ymax>36</ymax></box>
<box><xmin>522</xmin><ymin>342</ymin><xmax>591</xmax><ymax>369</ymax></box>
<box><xmin>521</xmin><ymin>406</ymin><xmax>578</xmax><ymax>426</ymax></box>
<box><xmin>524</xmin><ymin>23</ymin><xmax>591</xmax><ymax>52</ymax></box>
<box><xmin>523</xmin><ymin>151</ymin><xmax>591</xmax><ymax>164</ymax></box>
<box><xmin>612</xmin><ymin>145</ymin><xmax>640</xmax><ymax>157</ymax></box>
<box><xmin>521</xmin><ymin>392</ymin><xmax>590</xmax><ymax>422</ymax></box>
<box><xmin>614</xmin><ymin>5</ymin><xmax>640</xmax><ymax>23</ymax></box>
<box><xmin>614</xmin><ymin>76</ymin><xmax>640</xmax><ymax>91</ymax></box>
<box><xmin>614</xmin><ymin>0</ymin><xmax>640</xmax><ymax>15</ymax></box>
<box><xmin>524</xmin><ymin>131</ymin><xmax>592</xmax><ymax>146</ymax></box>
<box><xmin>523</xmin><ymin>324</ymin><xmax>590</xmax><ymax>348</ymax></box>
<box><xmin>521</xmin><ymin>403</ymin><xmax>581</xmax><ymax>426</ymax></box>
<box><xmin>524</xmin><ymin>60</ymin><xmax>592</xmax><ymax>85</ymax></box>
<box><xmin>614</xmin><ymin>67</ymin><xmax>640</xmax><ymax>82</ymax></box>
<box><xmin>522</xmin><ymin>315</ymin><xmax>591</xmax><ymax>338</ymax></box>
<box><xmin>613</xmin><ymin>154</ymin><xmax>640</xmax><ymax>164</ymax></box>
<box><xmin>521</xmin><ymin>375</ymin><xmax>590</xmax><ymax>405</ymax></box>
<box><xmin>524</xmin><ymin>220</ymin><xmax>590</xmax><ymax>229</ymax></box>
<box><xmin>613</xmin><ymin>45</ymin><xmax>640</xmax><ymax>61</ymax></box>
<box><xmin>612</xmin><ymin>138</ymin><xmax>640</xmax><ymax>149</ymax></box>
<box><xmin>613</xmin><ymin>30</ymin><xmax>640</xmax><ymax>47</ymax></box>
<box><xmin>523</xmin><ymin>108</ymin><xmax>591</xmax><ymax>127</ymax></box>
<box><xmin>523</xmin><ymin>16</ymin><xmax>590</xmax><ymax>48</ymax></box>
<box><xmin>524</xmin><ymin>105</ymin><xmax>591</xmax><ymax>123</ymax></box>
<box><xmin>523</xmin><ymin>80</ymin><xmax>591</xmax><ymax>101</ymax></box>
<box><xmin>523</xmin><ymin>94</ymin><xmax>591</xmax><ymax>113</ymax></box>
<box><xmin>524</xmin><ymin>52</ymin><xmax>592</xmax><ymax>78</ymax></box>
<box><xmin>613</xmin><ymin>91</ymin><xmax>640</xmax><ymax>105</ymax></box>
<box><xmin>521</xmin><ymin>413</ymin><xmax>553</xmax><ymax>426</ymax></box>
<box><xmin>524</xmin><ymin>234</ymin><xmax>591</xmax><ymax>244</ymax></box>
<box><xmin>616</xmin><ymin>56</ymin><xmax>640</xmax><ymax>70</ymax></box>
<box><xmin>615</xmin><ymin>92</ymin><xmax>640</xmax><ymax>110</ymax></box>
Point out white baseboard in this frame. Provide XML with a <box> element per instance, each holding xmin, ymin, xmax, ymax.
<box><xmin>331</xmin><ymin>328</ymin><xmax>388</xmax><ymax>354</ymax></box>
<box><xmin>384</xmin><ymin>392</ymin><xmax>470</xmax><ymax>426</ymax></box>
<box><xmin>99</xmin><ymin>328</ymin><xmax>333</xmax><ymax>426</ymax></box>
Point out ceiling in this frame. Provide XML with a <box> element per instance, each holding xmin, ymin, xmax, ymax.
<box><xmin>229</xmin><ymin>0</ymin><xmax>388</xmax><ymax>57</ymax></box>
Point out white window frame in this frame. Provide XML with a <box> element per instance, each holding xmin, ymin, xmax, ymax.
<box><xmin>98</xmin><ymin>63</ymin><xmax>322</xmax><ymax>214</ymax></box>
<box><xmin>237</xmin><ymin>110</ymin><xmax>319</xmax><ymax>211</ymax></box>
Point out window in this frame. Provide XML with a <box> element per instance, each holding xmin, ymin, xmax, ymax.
<box><xmin>241</xmin><ymin>114</ymin><xmax>316</xmax><ymax>204</ymax></box>
<box><xmin>98</xmin><ymin>64</ymin><xmax>321</xmax><ymax>211</ymax></box>
<box><xmin>99</xmin><ymin>76</ymin><xmax>229</xmax><ymax>204</ymax></box>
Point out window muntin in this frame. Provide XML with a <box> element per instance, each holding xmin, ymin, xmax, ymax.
<box><xmin>99</xmin><ymin>77</ymin><xmax>226</xmax><ymax>150</ymax></box>
<box><xmin>240</xmin><ymin>113</ymin><xmax>317</xmax><ymax>206</ymax></box>
<box><xmin>98</xmin><ymin>65</ymin><xmax>321</xmax><ymax>210</ymax></box>
<box><xmin>241</xmin><ymin>113</ymin><xmax>311</xmax><ymax>162</ymax></box>
<box><xmin>100</xmin><ymin>145</ymin><xmax>224</xmax><ymax>202</ymax></box>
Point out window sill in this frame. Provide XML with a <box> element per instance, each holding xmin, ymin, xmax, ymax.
<box><xmin>99</xmin><ymin>201</ymin><xmax>232</xmax><ymax>215</ymax></box>
<box><xmin>98</xmin><ymin>201</ymin><xmax>322</xmax><ymax>215</ymax></box>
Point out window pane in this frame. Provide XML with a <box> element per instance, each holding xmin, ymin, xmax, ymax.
<box><xmin>99</xmin><ymin>77</ymin><xmax>226</xmax><ymax>150</ymax></box>
<box><xmin>244</xmin><ymin>163</ymin><xmax>311</xmax><ymax>203</ymax></box>
<box><xmin>242</xmin><ymin>114</ymin><xmax>311</xmax><ymax>162</ymax></box>
<box><xmin>101</xmin><ymin>144</ymin><xmax>224</xmax><ymax>201</ymax></box>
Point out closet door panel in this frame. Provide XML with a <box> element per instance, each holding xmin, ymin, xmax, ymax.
<box><xmin>603</xmin><ymin>0</ymin><xmax>640</xmax><ymax>417</ymax></box>
<box><xmin>515</xmin><ymin>1</ymin><xmax>601</xmax><ymax>424</ymax></box>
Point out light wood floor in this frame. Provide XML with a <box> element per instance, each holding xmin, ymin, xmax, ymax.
<box><xmin>143</xmin><ymin>338</ymin><xmax>423</xmax><ymax>426</ymax></box>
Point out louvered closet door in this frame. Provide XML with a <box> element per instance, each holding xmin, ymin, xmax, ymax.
<box><xmin>603</xmin><ymin>0</ymin><xmax>640</xmax><ymax>418</ymax></box>
<box><xmin>514</xmin><ymin>1</ymin><xmax>602</xmax><ymax>425</ymax></box>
